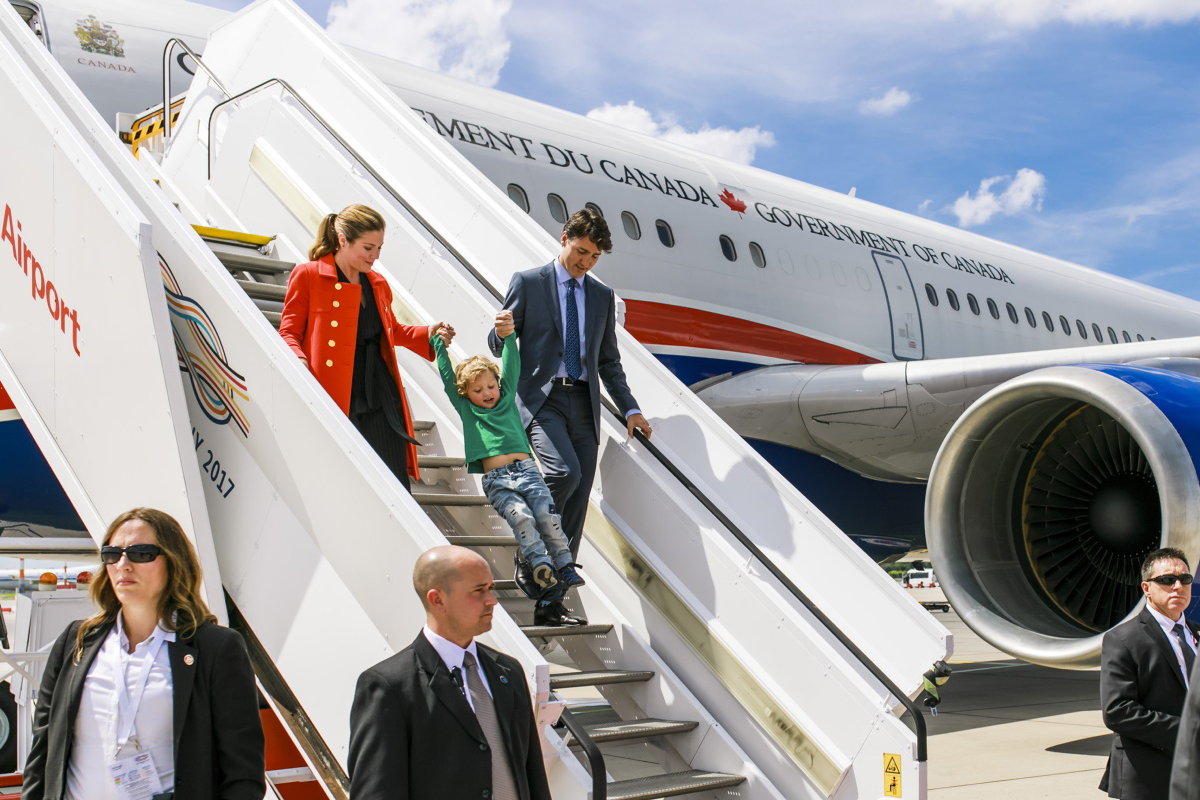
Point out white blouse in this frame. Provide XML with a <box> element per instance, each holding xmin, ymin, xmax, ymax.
<box><xmin>65</xmin><ymin>616</ymin><xmax>176</xmax><ymax>800</ymax></box>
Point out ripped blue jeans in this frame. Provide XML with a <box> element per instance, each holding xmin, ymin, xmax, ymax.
<box><xmin>482</xmin><ymin>459</ymin><xmax>572</xmax><ymax>570</ymax></box>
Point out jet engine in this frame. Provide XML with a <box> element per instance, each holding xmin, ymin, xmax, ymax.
<box><xmin>926</xmin><ymin>363</ymin><xmax>1200</xmax><ymax>668</ymax></box>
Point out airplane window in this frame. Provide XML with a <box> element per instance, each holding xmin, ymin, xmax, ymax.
<box><xmin>1106</xmin><ymin>327</ymin><xmax>1117</xmax><ymax>343</ymax></box>
<box><xmin>925</xmin><ymin>284</ymin><xmax>939</xmax><ymax>306</ymax></box>
<box><xmin>506</xmin><ymin>184</ymin><xmax>530</xmax><ymax>213</ymax></box>
<box><xmin>987</xmin><ymin>298</ymin><xmax>1000</xmax><ymax>319</ymax></box>
<box><xmin>621</xmin><ymin>211</ymin><xmax>641</xmax><ymax>240</ymax></box>
<box><xmin>1060</xmin><ymin>315</ymin><xmax>1071</xmax><ymax>335</ymax></box>
<box><xmin>1076</xmin><ymin>319</ymin><xmax>1087</xmax><ymax>339</ymax></box>
<box><xmin>749</xmin><ymin>242</ymin><xmax>767</xmax><ymax>268</ymax></box>
<box><xmin>946</xmin><ymin>289</ymin><xmax>960</xmax><ymax>311</ymax></box>
<box><xmin>1006</xmin><ymin>303</ymin><xmax>1019</xmax><ymax>324</ymax></box>
<box><xmin>656</xmin><ymin>219</ymin><xmax>675</xmax><ymax>248</ymax></box>
<box><xmin>964</xmin><ymin>294</ymin><xmax>977</xmax><ymax>314</ymax></box>
<box><xmin>547</xmin><ymin>193</ymin><xmax>568</xmax><ymax>224</ymax></box>
<box><xmin>719</xmin><ymin>235</ymin><xmax>737</xmax><ymax>262</ymax></box>
<box><xmin>1042</xmin><ymin>311</ymin><xmax>1055</xmax><ymax>332</ymax></box>
<box><xmin>585</xmin><ymin>202</ymin><xmax>604</xmax><ymax>218</ymax></box>
<box><xmin>1025</xmin><ymin>307</ymin><xmax>1037</xmax><ymax>328</ymax></box>
<box><xmin>1123</xmin><ymin>330</ymin><xmax>1132</xmax><ymax>343</ymax></box>
<box><xmin>1092</xmin><ymin>323</ymin><xmax>1103</xmax><ymax>341</ymax></box>
<box><xmin>1137</xmin><ymin>334</ymin><xmax>1145</xmax><ymax>341</ymax></box>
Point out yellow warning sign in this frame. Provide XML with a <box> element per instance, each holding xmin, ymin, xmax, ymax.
<box><xmin>884</xmin><ymin>753</ymin><xmax>902</xmax><ymax>797</ymax></box>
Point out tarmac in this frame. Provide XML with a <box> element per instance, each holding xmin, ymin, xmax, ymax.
<box><xmin>918</xmin><ymin>588</ymin><xmax>1110</xmax><ymax>799</ymax></box>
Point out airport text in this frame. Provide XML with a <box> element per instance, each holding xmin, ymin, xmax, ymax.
<box><xmin>2</xmin><ymin>203</ymin><xmax>83</xmax><ymax>355</ymax></box>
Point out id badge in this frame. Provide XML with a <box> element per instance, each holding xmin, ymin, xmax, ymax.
<box><xmin>108</xmin><ymin>751</ymin><xmax>164</xmax><ymax>800</ymax></box>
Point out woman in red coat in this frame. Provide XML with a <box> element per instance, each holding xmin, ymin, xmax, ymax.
<box><xmin>279</xmin><ymin>204</ymin><xmax>453</xmax><ymax>489</ymax></box>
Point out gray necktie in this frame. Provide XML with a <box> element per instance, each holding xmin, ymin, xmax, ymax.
<box><xmin>1174</xmin><ymin>623</ymin><xmax>1196</xmax><ymax>683</ymax></box>
<box><xmin>463</xmin><ymin>652</ymin><xmax>518</xmax><ymax>800</ymax></box>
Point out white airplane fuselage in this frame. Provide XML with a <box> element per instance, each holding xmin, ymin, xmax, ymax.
<box><xmin>7</xmin><ymin>0</ymin><xmax>1200</xmax><ymax>554</ymax></box>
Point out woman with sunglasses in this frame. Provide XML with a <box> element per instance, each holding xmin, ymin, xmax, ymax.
<box><xmin>22</xmin><ymin>508</ymin><xmax>265</xmax><ymax>800</ymax></box>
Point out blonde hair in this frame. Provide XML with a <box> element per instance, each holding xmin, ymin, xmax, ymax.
<box><xmin>454</xmin><ymin>355</ymin><xmax>500</xmax><ymax>396</ymax></box>
<box><xmin>308</xmin><ymin>204</ymin><xmax>386</xmax><ymax>260</ymax></box>
<box><xmin>75</xmin><ymin>508</ymin><xmax>216</xmax><ymax>661</ymax></box>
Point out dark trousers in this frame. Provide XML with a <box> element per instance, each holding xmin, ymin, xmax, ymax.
<box><xmin>351</xmin><ymin>406</ymin><xmax>411</xmax><ymax>491</ymax></box>
<box><xmin>527</xmin><ymin>383</ymin><xmax>596</xmax><ymax>565</ymax></box>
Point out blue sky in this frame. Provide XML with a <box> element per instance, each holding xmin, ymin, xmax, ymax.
<box><xmin>196</xmin><ymin>0</ymin><xmax>1200</xmax><ymax>299</ymax></box>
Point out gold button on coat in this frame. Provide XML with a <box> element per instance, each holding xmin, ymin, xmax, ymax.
<box><xmin>334</xmin><ymin>283</ymin><xmax>342</xmax><ymax>290</ymax></box>
<box><xmin>333</xmin><ymin>300</ymin><xmax>340</xmax><ymax>308</ymax></box>
<box><xmin>328</xmin><ymin>340</ymin><xmax>335</xmax><ymax>347</ymax></box>
<box><xmin>325</xmin><ymin>359</ymin><xmax>333</xmax><ymax>367</ymax></box>
<box><xmin>331</xmin><ymin>320</ymin><xmax>338</xmax><ymax>328</ymax></box>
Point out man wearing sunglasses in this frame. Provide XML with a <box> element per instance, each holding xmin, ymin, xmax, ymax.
<box><xmin>1101</xmin><ymin>547</ymin><xmax>1200</xmax><ymax>800</ymax></box>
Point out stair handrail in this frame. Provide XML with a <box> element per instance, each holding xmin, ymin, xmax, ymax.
<box><xmin>556</xmin><ymin>708</ymin><xmax>608</xmax><ymax>800</ymax></box>
<box><xmin>205</xmin><ymin>76</ymin><xmax>930</xmax><ymax>766</ymax></box>
<box><xmin>162</xmin><ymin>38</ymin><xmax>231</xmax><ymax>145</ymax></box>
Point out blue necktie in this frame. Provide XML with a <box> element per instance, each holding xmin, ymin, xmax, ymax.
<box><xmin>564</xmin><ymin>279</ymin><xmax>581</xmax><ymax>381</ymax></box>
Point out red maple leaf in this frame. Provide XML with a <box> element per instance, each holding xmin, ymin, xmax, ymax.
<box><xmin>719</xmin><ymin>189</ymin><xmax>747</xmax><ymax>215</ymax></box>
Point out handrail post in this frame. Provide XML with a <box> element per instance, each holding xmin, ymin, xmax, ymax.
<box><xmin>556</xmin><ymin>708</ymin><xmax>607</xmax><ymax>800</ymax></box>
<box><xmin>161</xmin><ymin>38</ymin><xmax>231</xmax><ymax>146</ymax></box>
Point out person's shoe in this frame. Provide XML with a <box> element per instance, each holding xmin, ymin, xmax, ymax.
<box><xmin>532</xmin><ymin>563</ymin><xmax>558</xmax><ymax>591</ymax></box>
<box><xmin>513</xmin><ymin>557</ymin><xmax>541</xmax><ymax>600</ymax></box>
<box><xmin>557</xmin><ymin>563</ymin><xmax>586</xmax><ymax>589</ymax></box>
<box><xmin>533</xmin><ymin>601</ymin><xmax>587</xmax><ymax>627</ymax></box>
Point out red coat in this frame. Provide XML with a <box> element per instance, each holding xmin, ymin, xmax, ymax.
<box><xmin>279</xmin><ymin>255</ymin><xmax>431</xmax><ymax>480</ymax></box>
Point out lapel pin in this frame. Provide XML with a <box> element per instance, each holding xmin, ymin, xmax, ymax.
<box><xmin>499</xmin><ymin>675</ymin><xmax>508</xmax><ymax>684</ymax></box>
<box><xmin>184</xmin><ymin>654</ymin><xmax>195</xmax><ymax>666</ymax></box>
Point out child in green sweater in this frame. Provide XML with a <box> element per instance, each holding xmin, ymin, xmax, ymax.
<box><xmin>433</xmin><ymin>334</ymin><xmax>584</xmax><ymax>610</ymax></box>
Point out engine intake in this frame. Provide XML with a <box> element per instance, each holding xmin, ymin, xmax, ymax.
<box><xmin>926</xmin><ymin>364</ymin><xmax>1200</xmax><ymax>667</ymax></box>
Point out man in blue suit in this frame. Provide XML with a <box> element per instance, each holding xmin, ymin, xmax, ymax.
<box><xmin>489</xmin><ymin>208</ymin><xmax>651</xmax><ymax>626</ymax></box>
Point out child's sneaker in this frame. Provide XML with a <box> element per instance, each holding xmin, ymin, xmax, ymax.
<box><xmin>557</xmin><ymin>563</ymin><xmax>586</xmax><ymax>589</ymax></box>
<box><xmin>532</xmin><ymin>563</ymin><xmax>558</xmax><ymax>591</ymax></box>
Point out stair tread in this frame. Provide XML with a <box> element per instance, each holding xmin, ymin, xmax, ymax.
<box><xmin>607</xmin><ymin>770</ymin><xmax>746</xmax><ymax>800</ymax></box>
<box><xmin>412</xmin><ymin>493</ymin><xmax>491</xmax><ymax>506</ymax></box>
<box><xmin>521</xmin><ymin>623</ymin><xmax>612</xmax><ymax>638</ymax></box>
<box><xmin>569</xmin><ymin>717</ymin><xmax>698</xmax><ymax>744</ymax></box>
<box><xmin>550</xmin><ymin>669</ymin><xmax>655</xmax><ymax>689</ymax></box>
<box><xmin>444</xmin><ymin>536</ymin><xmax>516</xmax><ymax>547</ymax></box>
<box><xmin>412</xmin><ymin>420</ymin><xmax>435</xmax><ymax>431</ymax></box>
<box><xmin>416</xmin><ymin>455</ymin><xmax>465</xmax><ymax>467</ymax></box>
<box><xmin>235</xmin><ymin>279</ymin><xmax>288</xmax><ymax>301</ymax></box>
<box><xmin>214</xmin><ymin>249</ymin><xmax>294</xmax><ymax>274</ymax></box>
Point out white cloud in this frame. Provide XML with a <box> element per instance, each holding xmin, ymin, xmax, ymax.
<box><xmin>951</xmin><ymin>168</ymin><xmax>1047</xmax><ymax>226</ymax></box>
<box><xmin>859</xmin><ymin>87</ymin><xmax>914</xmax><ymax>115</ymax></box>
<box><xmin>325</xmin><ymin>0</ymin><xmax>512</xmax><ymax>86</ymax></box>
<box><xmin>933</xmin><ymin>0</ymin><xmax>1200</xmax><ymax>26</ymax></box>
<box><xmin>586</xmin><ymin>102</ymin><xmax>776</xmax><ymax>165</ymax></box>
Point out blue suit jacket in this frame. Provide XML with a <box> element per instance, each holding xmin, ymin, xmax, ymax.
<box><xmin>488</xmin><ymin>262</ymin><xmax>638</xmax><ymax>441</ymax></box>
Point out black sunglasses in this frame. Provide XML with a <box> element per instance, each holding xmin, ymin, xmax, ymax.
<box><xmin>1148</xmin><ymin>573</ymin><xmax>1194</xmax><ymax>586</ymax></box>
<box><xmin>100</xmin><ymin>544</ymin><xmax>163</xmax><ymax>565</ymax></box>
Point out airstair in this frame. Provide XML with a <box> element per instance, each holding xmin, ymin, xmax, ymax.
<box><xmin>0</xmin><ymin>1</ymin><xmax>951</xmax><ymax>798</ymax></box>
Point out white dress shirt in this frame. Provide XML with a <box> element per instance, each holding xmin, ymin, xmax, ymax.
<box><xmin>1148</xmin><ymin>605</ymin><xmax>1197</xmax><ymax>686</ymax></box>
<box><xmin>65</xmin><ymin>616</ymin><xmax>176</xmax><ymax>800</ymax></box>
<box><xmin>423</xmin><ymin>626</ymin><xmax>492</xmax><ymax>711</ymax></box>
<box><xmin>553</xmin><ymin>259</ymin><xmax>588</xmax><ymax>382</ymax></box>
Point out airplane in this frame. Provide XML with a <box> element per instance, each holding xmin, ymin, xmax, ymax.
<box><xmin>6</xmin><ymin>0</ymin><xmax>1200</xmax><ymax>666</ymax></box>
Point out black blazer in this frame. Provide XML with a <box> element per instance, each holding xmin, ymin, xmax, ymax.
<box><xmin>488</xmin><ymin>262</ymin><xmax>639</xmax><ymax>441</ymax></box>
<box><xmin>347</xmin><ymin>632</ymin><xmax>551</xmax><ymax>800</ymax></box>
<box><xmin>1100</xmin><ymin>608</ymin><xmax>1200</xmax><ymax>800</ymax></box>
<box><xmin>1170</xmin><ymin>655</ymin><xmax>1200</xmax><ymax>799</ymax></box>
<box><xmin>22</xmin><ymin>619</ymin><xmax>265</xmax><ymax>800</ymax></box>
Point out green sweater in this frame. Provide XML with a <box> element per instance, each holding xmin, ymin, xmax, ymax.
<box><xmin>433</xmin><ymin>335</ymin><xmax>531</xmax><ymax>473</ymax></box>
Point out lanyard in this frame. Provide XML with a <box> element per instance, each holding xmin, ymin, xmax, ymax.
<box><xmin>109</xmin><ymin>628</ymin><xmax>167</xmax><ymax>758</ymax></box>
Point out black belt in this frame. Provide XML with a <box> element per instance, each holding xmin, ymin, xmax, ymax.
<box><xmin>550</xmin><ymin>377</ymin><xmax>588</xmax><ymax>388</ymax></box>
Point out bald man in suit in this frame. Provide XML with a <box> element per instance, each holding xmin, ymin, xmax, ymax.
<box><xmin>489</xmin><ymin>208</ymin><xmax>650</xmax><ymax>626</ymax></box>
<box><xmin>348</xmin><ymin>545</ymin><xmax>551</xmax><ymax>800</ymax></box>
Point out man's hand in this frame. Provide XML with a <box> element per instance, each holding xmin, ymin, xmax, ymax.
<box><xmin>429</xmin><ymin>321</ymin><xmax>456</xmax><ymax>345</ymax></box>
<box><xmin>627</xmin><ymin>413</ymin><xmax>652</xmax><ymax>440</ymax></box>
<box><xmin>494</xmin><ymin>310</ymin><xmax>515</xmax><ymax>339</ymax></box>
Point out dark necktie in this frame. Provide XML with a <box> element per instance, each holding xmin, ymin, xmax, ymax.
<box><xmin>1174</xmin><ymin>623</ymin><xmax>1196</xmax><ymax>683</ymax></box>
<box><xmin>462</xmin><ymin>652</ymin><xmax>518</xmax><ymax>800</ymax></box>
<box><xmin>564</xmin><ymin>278</ymin><xmax>582</xmax><ymax>381</ymax></box>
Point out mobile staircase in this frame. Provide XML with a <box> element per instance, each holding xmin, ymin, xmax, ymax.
<box><xmin>0</xmin><ymin>2</ymin><xmax>951</xmax><ymax>798</ymax></box>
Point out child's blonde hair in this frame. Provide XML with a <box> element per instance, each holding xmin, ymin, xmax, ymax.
<box><xmin>454</xmin><ymin>355</ymin><xmax>500</xmax><ymax>396</ymax></box>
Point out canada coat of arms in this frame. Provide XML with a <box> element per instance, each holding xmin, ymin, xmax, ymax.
<box><xmin>75</xmin><ymin>15</ymin><xmax>124</xmax><ymax>58</ymax></box>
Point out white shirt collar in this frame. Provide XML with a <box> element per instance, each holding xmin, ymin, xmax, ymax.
<box><xmin>423</xmin><ymin>625</ymin><xmax>479</xmax><ymax>671</ymax></box>
<box><xmin>1147</xmin><ymin>603</ymin><xmax>1187</xmax><ymax>634</ymax></box>
<box><xmin>114</xmin><ymin>612</ymin><xmax>177</xmax><ymax>651</ymax></box>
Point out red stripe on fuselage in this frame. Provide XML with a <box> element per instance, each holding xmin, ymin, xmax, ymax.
<box><xmin>623</xmin><ymin>300</ymin><xmax>879</xmax><ymax>366</ymax></box>
<box><xmin>0</xmin><ymin>380</ymin><xmax>13</xmax><ymax>412</ymax></box>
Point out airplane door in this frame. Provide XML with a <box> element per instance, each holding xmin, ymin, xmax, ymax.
<box><xmin>872</xmin><ymin>251</ymin><xmax>924</xmax><ymax>360</ymax></box>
